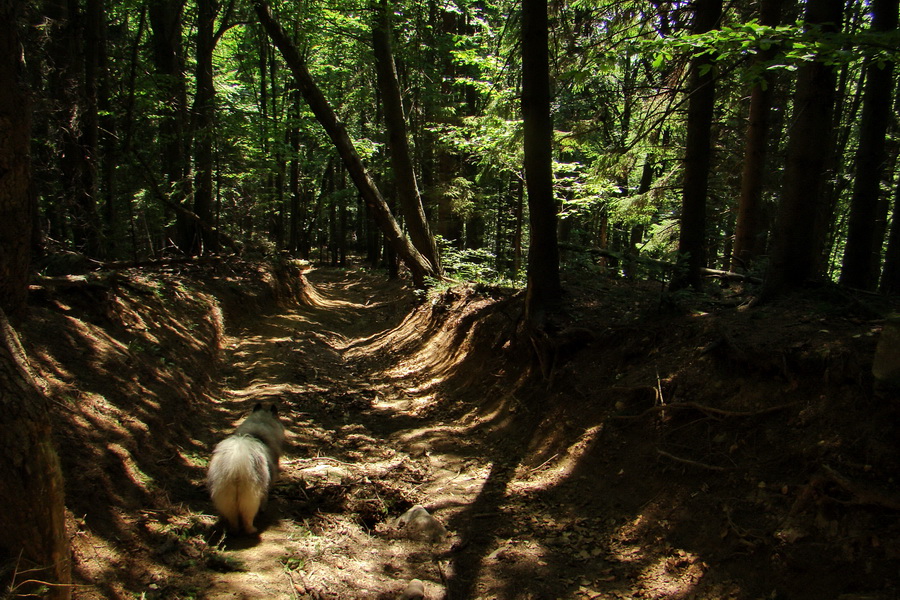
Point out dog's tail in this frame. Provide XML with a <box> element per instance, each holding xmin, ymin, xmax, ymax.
<box><xmin>207</xmin><ymin>434</ymin><xmax>271</xmax><ymax>533</ymax></box>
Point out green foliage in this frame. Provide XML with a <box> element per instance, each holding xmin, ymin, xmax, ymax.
<box><xmin>434</xmin><ymin>236</ymin><xmax>503</xmax><ymax>284</ymax></box>
<box><xmin>23</xmin><ymin>0</ymin><xmax>896</xmax><ymax>290</ymax></box>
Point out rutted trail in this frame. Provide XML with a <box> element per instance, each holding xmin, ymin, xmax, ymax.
<box><xmin>31</xmin><ymin>261</ymin><xmax>895</xmax><ymax>600</ymax></box>
<box><xmin>203</xmin><ymin>267</ymin><xmax>492</xmax><ymax>599</ymax></box>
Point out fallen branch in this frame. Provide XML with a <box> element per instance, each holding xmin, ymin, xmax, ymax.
<box><xmin>527</xmin><ymin>453</ymin><xmax>559</xmax><ymax>474</ymax></box>
<box><xmin>289</xmin><ymin>456</ymin><xmax>357</xmax><ymax>467</ymax></box>
<box><xmin>559</xmin><ymin>244</ymin><xmax>762</xmax><ymax>283</ymax></box>
<box><xmin>29</xmin><ymin>256</ymin><xmax>244</xmax><ymax>291</ymax></box>
<box><xmin>657</xmin><ymin>449</ymin><xmax>727</xmax><ymax>471</ymax></box>
<box><xmin>29</xmin><ymin>273</ymin><xmax>116</xmax><ymax>291</ymax></box>
<box><xmin>819</xmin><ymin>465</ymin><xmax>900</xmax><ymax>511</ymax></box>
<box><xmin>88</xmin><ymin>255</ymin><xmax>234</xmax><ymax>271</ymax></box>
<box><xmin>610</xmin><ymin>401</ymin><xmax>796</xmax><ymax>420</ymax></box>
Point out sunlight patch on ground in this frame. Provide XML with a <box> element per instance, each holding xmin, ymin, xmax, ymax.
<box><xmin>298</xmin><ymin>268</ymin><xmax>377</xmax><ymax>311</ymax></box>
<box><xmin>226</xmin><ymin>381</ymin><xmax>303</xmax><ymax>401</ymax></box>
<box><xmin>509</xmin><ymin>425</ymin><xmax>604</xmax><ymax>494</ymax></box>
<box><xmin>637</xmin><ymin>550</ymin><xmax>705</xmax><ymax>598</ymax></box>
<box><xmin>107</xmin><ymin>442</ymin><xmax>154</xmax><ymax>488</ymax></box>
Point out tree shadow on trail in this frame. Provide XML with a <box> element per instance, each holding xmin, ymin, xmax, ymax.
<box><xmin>441</xmin><ymin>415</ymin><xmax>543</xmax><ymax>599</ymax></box>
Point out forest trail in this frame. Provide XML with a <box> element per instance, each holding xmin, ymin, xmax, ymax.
<box><xmin>25</xmin><ymin>261</ymin><xmax>896</xmax><ymax>600</ymax></box>
<box><xmin>200</xmin><ymin>267</ymin><xmax>487</xmax><ymax>599</ymax></box>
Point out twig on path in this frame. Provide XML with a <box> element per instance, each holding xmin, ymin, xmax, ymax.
<box><xmin>433</xmin><ymin>558</ymin><xmax>449</xmax><ymax>591</ymax></box>
<box><xmin>610</xmin><ymin>401</ymin><xmax>796</xmax><ymax>421</ymax></box>
<box><xmin>288</xmin><ymin>456</ymin><xmax>356</xmax><ymax>467</ymax></box>
<box><xmin>657</xmin><ymin>449</ymin><xmax>728</xmax><ymax>471</ymax></box>
<box><xmin>284</xmin><ymin>569</ymin><xmax>301</xmax><ymax>600</ymax></box>
<box><xmin>527</xmin><ymin>453</ymin><xmax>559</xmax><ymax>474</ymax></box>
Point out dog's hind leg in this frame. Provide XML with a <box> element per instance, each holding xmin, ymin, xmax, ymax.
<box><xmin>238</xmin><ymin>491</ymin><xmax>263</xmax><ymax>534</ymax></box>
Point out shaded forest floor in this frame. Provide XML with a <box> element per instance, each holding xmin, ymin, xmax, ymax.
<box><xmin>12</xmin><ymin>259</ymin><xmax>900</xmax><ymax>599</ymax></box>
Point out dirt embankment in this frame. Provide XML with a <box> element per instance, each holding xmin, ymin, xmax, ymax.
<box><xmin>15</xmin><ymin>259</ymin><xmax>308</xmax><ymax>599</ymax></box>
<box><xmin>9</xmin><ymin>263</ymin><xmax>900</xmax><ymax>600</ymax></box>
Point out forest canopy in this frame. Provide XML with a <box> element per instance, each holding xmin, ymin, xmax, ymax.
<box><xmin>13</xmin><ymin>0</ymin><xmax>900</xmax><ymax>295</ymax></box>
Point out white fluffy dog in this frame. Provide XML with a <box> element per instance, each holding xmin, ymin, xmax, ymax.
<box><xmin>207</xmin><ymin>403</ymin><xmax>285</xmax><ymax>534</ymax></box>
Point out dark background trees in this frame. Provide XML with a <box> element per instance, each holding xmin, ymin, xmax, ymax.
<box><xmin>6</xmin><ymin>0</ymin><xmax>900</xmax><ymax>293</ymax></box>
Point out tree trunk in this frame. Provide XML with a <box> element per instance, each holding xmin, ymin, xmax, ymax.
<box><xmin>45</xmin><ymin>0</ymin><xmax>104</xmax><ymax>258</ymax></box>
<box><xmin>522</xmin><ymin>0</ymin><xmax>562</xmax><ymax>326</ymax></box>
<box><xmin>0</xmin><ymin>311</ymin><xmax>72</xmax><ymax>600</ymax></box>
<box><xmin>92</xmin><ymin>0</ymin><xmax>119</xmax><ymax>257</ymax></box>
<box><xmin>148</xmin><ymin>0</ymin><xmax>190</xmax><ymax>252</ymax></box>
<box><xmin>731</xmin><ymin>0</ymin><xmax>784</xmax><ymax>272</ymax></box>
<box><xmin>253</xmin><ymin>0</ymin><xmax>436</xmax><ymax>287</ymax></box>
<box><xmin>78</xmin><ymin>0</ymin><xmax>104</xmax><ymax>259</ymax></box>
<box><xmin>839</xmin><ymin>0</ymin><xmax>898</xmax><ymax>290</ymax></box>
<box><xmin>671</xmin><ymin>0</ymin><xmax>722</xmax><ymax>291</ymax></box>
<box><xmin>512</xmin><ymin>177</ymin><xmax>524</xmax><ymax>276</ymax></box>
<box><xmin>880</xmin><ymin>174</ymin><xmax>900</xmax><ymax>294</ymax></box>
<box><xmin>0</xmin><ymin>1</ymin><xmax>33</xmax><ymax>316</ymax></box>
<box><xmin>288</xmin><ymin>88</ymin><xmax>302</xmax><ymax>254</ymax></box>
<box><xmin>191</xmin><ymin>0</ymin><xmax>219</xmax><ymax>254</ymax></box>
<box><xmin>372</xmin><ymin>0</ymin><xmax>442</xmax><ymax>275</ymax></box>
<box><xmin>763</xmin><ymin>0</ymin><xmax>843</xmax><ymax>297</ymax></box>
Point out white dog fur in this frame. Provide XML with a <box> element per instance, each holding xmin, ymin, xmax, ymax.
<box><xmin>207</xmin><ymin>403</ymin><xmax>285</xmax><ymax>534</ymax></box>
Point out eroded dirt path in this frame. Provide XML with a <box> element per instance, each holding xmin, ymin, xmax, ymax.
<box><xmin>202</xmin><ymin>267</ymin><xmax>492</xmax><ymax>599</ymax></box>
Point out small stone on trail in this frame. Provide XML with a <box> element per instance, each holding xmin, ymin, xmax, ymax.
<box><xmin>297</xmin><ymin>464</ymin><xmax>349</xmax><ymax>485</ymax></box>
<box><xmin>398</xmin><ymin>578</ymin><xmax>425</xmax><ymax>599</ymax></box>
<box><xmin>394</xmin><ymin>505</ymin><xmax>448</xmax><ymax>543</ymax></box>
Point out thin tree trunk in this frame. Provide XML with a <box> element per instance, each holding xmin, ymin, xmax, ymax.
<box><xmin>513</xmin><ymin>177</ymin><xmax>524</xmax><ymax>276</ymax></box>
<box><xmin>880</xmin><ymin>174</ymin><xmax>900</xmax><ymax>294</ymax></box>
<box><xmin>732</xmin><ymin>0</ymin><xmax>784</xmax><ymax>272</ymax></box>
<box><xmin>253</xmin><ymin>0</ymin><xmax>436</xmax><ymax>287</ymax></box>
<box><xmin>148</xmin><ymin>0</ymin><xmax>190</xmax><ymax>252</ymax></box>
<box><xmin>522</xmin><ymin>0</ymin><xmax>562</xmax><ymax>326</ymax></box>
<box><xmin>839</xmin><ymin>0</ymin><xmax>898</xmax><ymax>290</ymax></box>
<box><xmin>93</xmin><ymin>0</ymin><xmax>119</xmax><ymax>257</ymax></box>
<box><xmin>288</xmin><ymin>88</ymin><xmax>302</xmax><ymax>254</ymax></box>
<box><xmin>372</xmin><ymin>0</ymin><xmax>442</xmax><ymax>275</ymax></box>
<box><xmin>46</xmin><ymin>0</ymin><xmax>104</xmax><ymax>258</ymax></box>
<box><xmin>79</xmin><ymin>0</ymin><xmax>104</xmax><ymax>258</ymax></box>
<box><xmin>672</xmin><ymin>0</ymin><xmax>722</xmax><ymax>291</ymax></box>
<box><xmin>192</xmin><ymin>0</ymin><xmax>218</xmax><ymax>254</ymax></box>
<box><xmin>763</xmin><ymin>0</ymin><xmax>844</xmax><ymax>297</ymax></box>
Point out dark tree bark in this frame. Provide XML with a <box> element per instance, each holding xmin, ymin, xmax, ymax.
<box><xmin>288</xmin><ymin>88</ymin><xmax>303</xmax><ymax>255</ymax></box>
<box><xmin>78</xmin><ymin>0</ymin><xmax>104</xmax><ymax>258</ymax></box>
<box><xmin>0</xmin><ymin>1</ymin><xmax>33</xmax><ymax>316</ymax></box>
<box><xmin>44</xmin><ymin>0</ymin><xmax>104</xmax><ymax>258</ymax></box>
<box><xmin>522</xmin><ymin>0</ymin><xmax>562</xmax><ymax>326</ymax></box>
<box><xmin>191</xmin><ymin>0</ymin><xmax>219</xmax><ymax>254</ymax></box>
<box><xmin>372</xmin><ymin>0</ymin><xmax>442</xmax><ymax>275</ymax></box>
<box><xmin>0</xmin><ymin>6</ymin><xmax>71</xmax><ymax>596</ymax></box>
<box><xmin>763</xmin><ymin>0</ymin><xmax>844</xmax><ymax>297</ymax></box>
<box><xmin>148</xmin><ymin>0</ymin><xmax>190</xmax><ymax>253</ymax></box>
<box><xmin>839</xmin><ymin>0</ymin><xmax>898</xmax><ymax>290</ymax></box>
<box><xmin>253</xmin><ymin>0</ymin><xmax>436</xmax><ymax>287</ymax></box>
<box><xmin>880</xmin><ymin>174</ymin><xmax>900</xmax><ymax>294</ymax></box>
<box><xmin>671</xmin><ymin>0</ymin><xmax>722</xmax><ymax>291</ymax></box>
<box><xmin>0</xmin><ymin>312</ymin><xmax>72</xmax><ymax>600</ymax></box>
<box><xmin>91</xmin><ymin>0</ymin><xmax>119</xmax><ymax>256</ymax></box>
<box><xmin>731</xmin><ymin>0</ymin><xmax>784</xmax><ymax>272</ymax></box>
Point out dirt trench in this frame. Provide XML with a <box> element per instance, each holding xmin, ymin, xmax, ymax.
<box><xmin>23</xmin><ymin>263</ymin><xmax>899</xmax><ymax>600</ymax></box>
<box><xmin>195</xmin><ymin>267</ymin><xmax>503</xmax><ymax>599</ymax></box>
